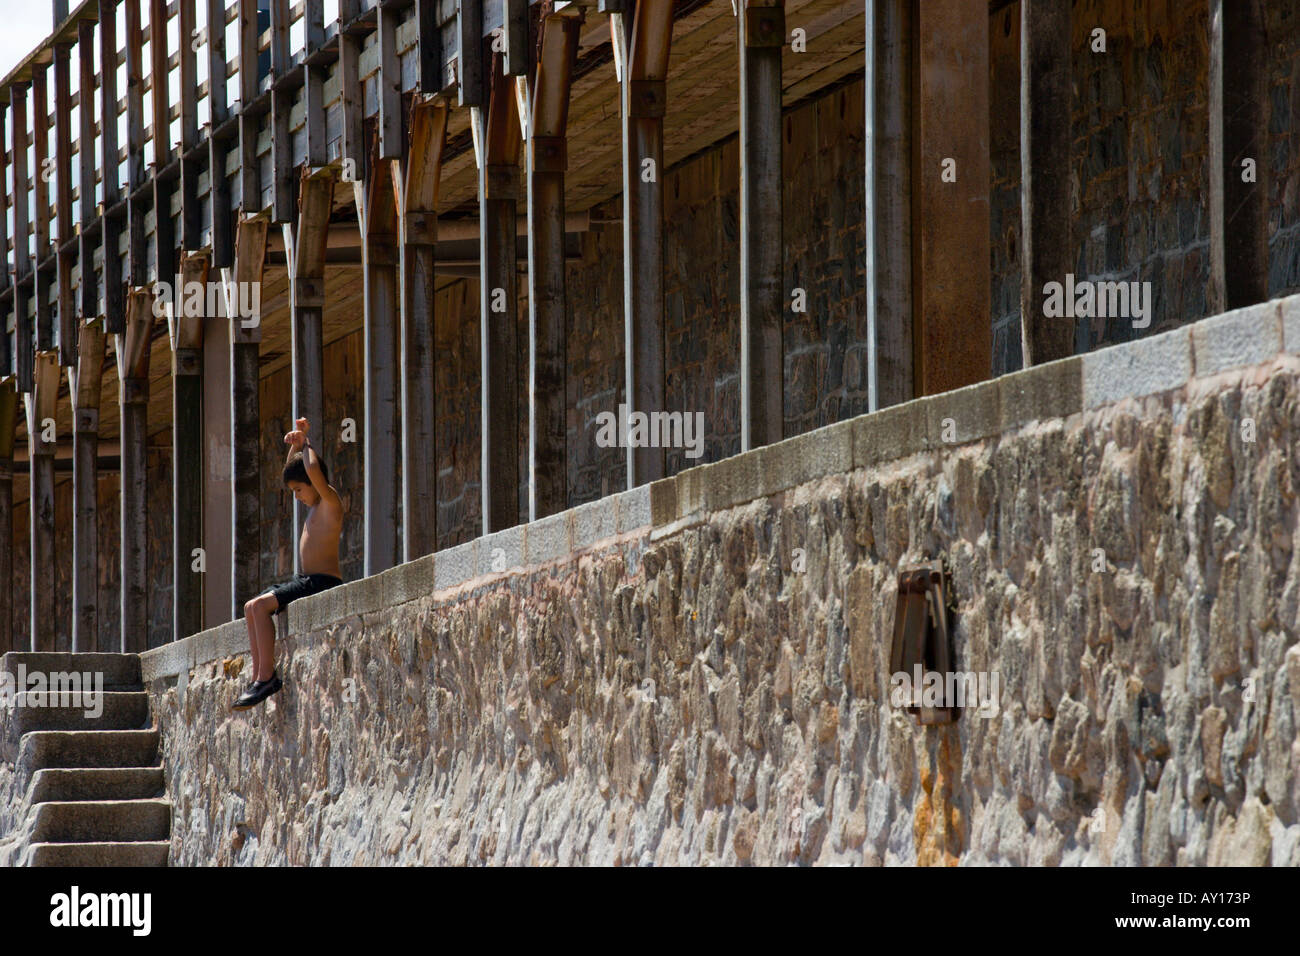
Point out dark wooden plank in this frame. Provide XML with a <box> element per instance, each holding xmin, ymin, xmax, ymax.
<box><xmin>1019</xmin><ymin>0</ymin><xmax>1071</xmax><ymax>365</ymax></box>
<box><xmin>739</xmin><ymin>0</ymin><xmax>783</xmax><ymax>449</ymax></box>
<box><xmin>400</xmin><ymin>99</ymin><xmax>446</xmax><ymax>558</ymax></box>
<box><xmin>527</xmin><ymin>8</ymin><xmax>579</xmax><ymax>518</ymax></box>
<box><xmin>378</xmin><ymin>4</ymin><xmax>402</xmax><ymax>159</ymax></box>
<box><xmin>78</xmin><ymin>21</ymin><xmax>98</xmax><ymax>326</ymax></box>
<box><xmin>230</xmin><ymin>216</ymin><xmax>267</xmax><ymax>613</ymax></box>
<box><xmin>117</xmin><ymin>290</ymin><xmax>153</xmax><ymax>652</ymax></box>
<box><xmin>481</xmin><ymin>57</ymin><xmax>520</xmax><ymax>531</ymax></box>
<box><xmin>270</xmin><ymin>0</ymin><xmax>293</xmax><ymax>221</ymax></box>
<box><xmin>457</xmin><ymin>0</ymin><xmax>484</xmax><ymax>107</ymax></box>
<box><xmin>29</xmin><ymin>351</ymin><xmax>61</xmax><ymax>651</ymax></box>
<box><xmin>32</xmin><ymin>64</ymin><xmax>53</xmax><ymax>352</ymax></box>
<box><xmin>179</xmin><ymin>0</ymin><xmax>202</xmax><ymax>249</ymax></box>
<box><xmin>237</xmin><ymin>0</ymin><xmax>260</xmax><ymax>212</ymax></box>
<box><xmin>11</xmin><ymin>84</ymin><xmax>34</xmax><ymax>390</ymax></box>
<box><xmin>1209</xmin><ymin>0</ymin><xmax>1268</xmax><ymax>312</ymax></box>
<box><xmin>72</xmin><ymin>321</ymin><xmax>106</xmax><ymax>651</ymax></box>
<box><xmin>622</xmin><ymin>0</ymin><xmax>673</xmax><ymax>485</ymax></box>
<box><xmin>363</xmin><ymin>159</ymin><xmax>400</xmax><ymax>572</ymax></box>
<box><xmin>0</xmin><ymin>383</ymin><xmax>16</xmax><ymax>652</ymax></box>
<box><xmin>172</xmin><ymin>252</ymin><xmax>206</xmax><ymax>639</ymax></box>
<box><xmin>304</xmin><ymin>0</ymin><xmax>327</xmax><ymax>167</ymax></box>
<box><xmin>100</xmin><ymin>0</ymin><xmax>125</xmax><ymax>333</ymax></box>
<box><xmin>125</xmin><ymin>0</ymin><xmax>148</xmax><ymax>285</ymax></box>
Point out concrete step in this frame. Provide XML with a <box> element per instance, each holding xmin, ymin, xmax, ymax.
<box><xmin>1</xmin><ymin>652</ymin><xmax>142</xmax><ymax>691</ymax></box>
<box><xmin>27</xmin><ymin>841</ymin><xmax>170</xmax><ymax>867</ymax></box>
<box><xmin>27</xmin><ymin>767</ymin><xmax>165</xmax><ymax>803</ymax></box>
<box><xmin>18</xmin><ymin>729</ymin><xmax>159</xmax><ymax>770</ymax></box>
<box><xmin>9</xmin><ymin>691</ymin><xmax>150</xmax><ymax>734</ymax></box>
<box><xmin>30</xmin><ymin>799</ymin><xmax>171</xmax><ymax>844</ymax></box>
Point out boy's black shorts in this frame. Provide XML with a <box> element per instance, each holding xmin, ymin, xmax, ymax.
<box><xmin>269</xmin><ymin>573</ymin><xmax>344</xmax><ymax>614</ymax></box>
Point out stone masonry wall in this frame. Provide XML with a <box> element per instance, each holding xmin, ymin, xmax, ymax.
<box><xmin>140</xmin><ymin>298</ymin><xmax>1300</xmax><ymax>865</ymax></box>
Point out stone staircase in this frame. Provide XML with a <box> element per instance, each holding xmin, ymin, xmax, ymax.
<box><xmin>0</xmin><ymin>652</ymin><xmax>171</xmax><ymax>866</ymax></box>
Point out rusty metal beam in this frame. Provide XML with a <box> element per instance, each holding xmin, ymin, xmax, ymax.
<box><xmin>739</xmin><ymin>0</ymin><xmax>784</xmax><ymax>450</ymax></box>
<box><xmin>621</xmin><ymin>0</ymin><xmax>672</xmax><ymax>485</ymax></box>
<box><xmin>28</xmin><ymin>351</ymin><xmax>62</xmax><ymax>651</ymax></box>
<box><xmin>361</xmin><ymin>158</ymin><xmax>401</xmax><ymax>573</ymax></box>
<box><xmin>398</xmin><ymin>98</ymin><xmax>448</xmax><ymax>560</ymax></box>
<box><xmin>480</xmin><ymin>58</ymin><xmax>521</xmax><ymax>532</ymax></box>
<box><xmin>1019</xmin><ymin>0</ymin><xmax>1072</xmax><ymax>366</ymax></box>
<box><xmin>911</xmin><ymin>0</ymin><xmax>990</xmax><ymax>395</ymax></box>
<box><xmin>228</xmin><ymin>215</ymin><xmax>267</xmax><ymax>615</ymax></box>
<box><xmin>71</xmin><ymin>320</ymin><xmax>106</xmax><ymax>651</ymax></box>
<box><xmin>118</xmin><ymin>289</ymin><xmax>154</xmax><ymax>651</ymax></box>
<box><xmin>527</xmin><ymin>8</ymin><xmax>580</xmax><ymax>520</ymax></box>
<box><xmin>1209</xmin><ymin>0</ymin><xmax>1268</xmax><ymax>313</ymax></box>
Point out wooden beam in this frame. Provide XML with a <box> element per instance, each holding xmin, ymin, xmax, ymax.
<box><xmin>171</xmin><ymin>252</ymin><xmax>207</xmax><ymax>640</ymax></box>
<box><xmin>338</xmin><ymin>2</ymin><xmax>364</xmax><ymax>178</ymax></box>
<box><xmin>179</xmin><ymin>0</ymin><xmax>202</xmax><ymax>250</ymax></box>
<box><xmin>54</xmin><ymin>41</ymin><xmax>76</xmax><ymax>366</ymax></box>
<box><xmin>415</xmin><ymin>0</ymin><xmax>442</xmax><ymax>94</ymax></box>
<box><xmin>399</xmin><ymin>98</ymin><xmax>447</xmax><ymax>559</ymax></box>
<box><xmin>117</xmin><ymin>288</ymin><xmax>154</xmax><ymax>651</ymax></box>
<box><xmin>270</xmin><ymin>0</ymin><xmax>294</xmax><ymax>222</ymax></box>
<box><xmin>237</xmin><ymin>0</ymin><xmax>260</xmax><ymax>213</ymax></box>
<box><xmin>287</xmin><ymin>168</ymin><xmax>334</xmax><ymax>571</ymax></box>
<box><xmin>361</xmin><ymin>158</ymin><xmax>400</xmax><ymax>573</ymax></box>
<box><xmin>481</xmin><ymin>58</ymin><xmax>521</xmax><ymax>532</ymax></box>
<box><xmin>457</xmin><ymin>0</ymin><xmax>484</xmax><ymax>107</ymax></box>
<box><xmin>0</xmin><ymin>383</ymin><xmax>17</xmax><ymax>653</ymax></box>
<box><xmin>228</xmin><ymin>215</ymin><xmax>267</xmax><ymax>615</ymax></box>
<box><xmin>377</xmin><ymin>2</ymin><xmax>402</xmax><ymax>159</ymax></box>
<box><xmin>11</xmin><ymin>85</ymin><xmax>33</xmax><ymax>391</ymax></box>
<box><xmin>1019</xmin><ymin>0</ymin><xmax>1071</xmax><ymax>365</ymax></box>
<box><xmin>100</xmin><ymin>0</ymin><xmax>124</xmax><ymax>333</ymax></box>
<box><xmin>911</xmin><ymin>0</ymin><xmax>990</xmax><ymax>395</ymax></box>
<box><xmin>1209</xmin><ymin>0</ymin><xmax>1268</xmax><ymax>313</ymax></box>
<box><xmin>304</xmin><ymin>0</ymin><xmax>327</xmax><ymax>168</ymax></box>
<box><xmin>869</xmin><ymin>0</ymin><xmax>913</xmax><ymax>407</ymax></box>
<box><xmin>528</xmin><ymin>8</ymin><xmax>580</xmax><ymax>520</ymax></box>
<box><xmin>739</xmin><ymin>0</ymin><xmax>783</xmax><ymax>450</ymax></box>
<box><xmin>71</xmin><ymin>320</ymin><xmax>106</xmax><ymax>651</ymax></box>
<box><xmin>33</xmin><ymin>64</ymin><xmax>53</xmax><ymax>352</ymax></box>
<box><xmin>0</xmin><ymin>101</ymin><xmax>9</xmax><ymax>378</ymax></box>
<box><xmin>622</xmin><ymin>0</ymin><xmax>673</xmax><ymax>486</ymax></box>
<box><xmin>125</xmin><ymin>0</ymin><xmax>147</xmax><ymax>286</ymax></box>
<box><xmin>78</xmin><ymin>20</ymin><xmax>98</xmax><ymax>327</ymax></box>
<box><xmin>151</xmin><ymin>0</ymin><xmax>171</xmax><ymax>166</ymax></box>
<box><xmin>27</xmin><ymin>351</ymin><xmax>62</xmax><ymax>651</ymax></box>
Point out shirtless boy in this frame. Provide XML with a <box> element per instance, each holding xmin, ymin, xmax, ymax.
<box><xmin>232</xmin><ymin>417</ymin><xmax>344</xmax><ymax>710</ymax></box>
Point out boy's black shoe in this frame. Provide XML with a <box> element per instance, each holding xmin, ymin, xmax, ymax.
<box><xmin>232</xmin><ymin>672</ymin><xmax>283</xmax><ymax>710</ymax></box>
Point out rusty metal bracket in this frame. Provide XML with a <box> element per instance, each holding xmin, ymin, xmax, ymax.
<box><xmin>888</xmin><ymin>559</ymin><xmax>958</xmax><ymax>725</ymax></box>
<box><xmin>627</xmin><ymin>79</ymin><xmax>667</xmax><ymax>118</ymax></box>
<box><xmin>744</xmin><ymin>6</ymin><xmax>786</xmax><ymax>48</ymax></box>
<box><xmin>530</xmin><ymin>135</ymin><xmax>567</xmax><ymax>174</ymax></box>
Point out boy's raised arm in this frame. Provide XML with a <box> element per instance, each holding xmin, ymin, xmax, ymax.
<box><xmin>295</xmin><ymin>418</ymin><xmax>341</xmax><ymax>508</ymax></box>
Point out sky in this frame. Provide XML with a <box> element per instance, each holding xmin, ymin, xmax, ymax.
<box><xmin>0</xmin><ymin>8</ymin><xmax>59</xmax><ymax>83</ymax></box>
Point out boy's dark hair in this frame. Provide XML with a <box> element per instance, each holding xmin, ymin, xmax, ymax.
<box><xmin>283</xmin><ymin>450</ymin><xmax>328</xmax><ymax>486</ymax></box>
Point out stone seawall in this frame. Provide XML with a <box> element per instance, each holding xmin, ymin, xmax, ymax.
<box><xmin>138</xmin><ymin>299</ymin><xmax>1300</xmax><ymax>865</ymax></box>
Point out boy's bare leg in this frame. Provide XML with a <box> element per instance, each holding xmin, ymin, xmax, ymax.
<box><xmin>249</xmin><ymin>594</ymin><xmax>279</xmax><ymax>682</ymax></box>
<box><xmin>243</xmin><ymin>599</ymin><xmax>263</xmax><ymax>682</ymax></box>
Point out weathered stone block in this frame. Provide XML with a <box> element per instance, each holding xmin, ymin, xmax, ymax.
<box><xmin>573</xmin><ymin>498</ymin><xmax>616</xmax><ymax>549</ymax></box>
<box><xmin>852</xmin><ymin>399</ymin><xmax>930</xmax><ymax>469</ymax></box>
<box><xmin>1000</xmin><ymin>355</ymin><xmax>1083</xmax><ymax>430</ymax></box>
<box><xmin>1082</xmin><ymin>325</ymin><xmax>1192</xmax><ymax>409</ymax></box>
<box><xmin>1191</xmin><ymin>301</ymin><xmax>1281</xmax><ymax>377</ymax></box>
<box><xmin>705</xmin><ymin>448</ymin><xmax>763</xmax><ymax>512</ymax></box>
<box><xmin>479</xmin><ymin>527</ymin><xmax>525</xmax><ymax>577</ymax></box>
<box><xmin>757</xmin><ymin>419</ymin><xmax>853</xmax><ymax>495</ymax></box>
<box><xmin>527</xmin><ymin>512</ymin><xmax>572</xmax><ymax>564</ymax></box>
<box><xmin>926</xmin><ymin>379</ymin><xmax>1002</xmax><ymax>447</ymax></box>
<box><xmin>647</xmin><ymin>479</ymin><xmax>677</xmax><ymax>528</ymax></box>
<box><xmin>378</xmin><ymin>555</ymin><xmax>435</xmax><ymax>608</ymax></box>
<box><xmin>434</xmin><ymin>540</ymin><xmax>479</xmax><ymax>591</ymax></box>
<box><xmin>616</xmin><ymin>485</ymin><xmax>653</xmax><ymax>533</ymax></box>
